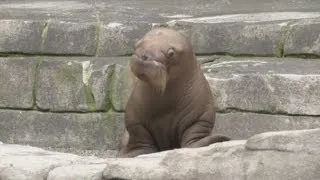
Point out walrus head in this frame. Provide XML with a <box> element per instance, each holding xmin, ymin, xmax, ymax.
<box><xmin>130</xmin><ymin>28</ymin><xmax>196</xmax><ymax>94</ymax></box>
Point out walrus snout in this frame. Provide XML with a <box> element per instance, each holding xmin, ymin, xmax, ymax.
<box><xmin>130</xmin><ymin>54</ymin><xmax>168</xmax><ymax>94</ymax></box>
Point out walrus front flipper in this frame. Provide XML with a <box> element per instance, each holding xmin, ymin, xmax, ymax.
<box><xmin>119</xmin><ymin>125</ymin><xmax>159</xmax><ymax>158</ymax></box>
<box><xmin>182</xmin><ymin>134</ymin><xmax>231</xmax><ymax>148</ymax></box>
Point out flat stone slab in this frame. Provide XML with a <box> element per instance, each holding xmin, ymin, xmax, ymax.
<box><xmin>0</xmin><ymin>20</ymin><xmax>44</xmax><ymax>54</ymax></box>
<box><xmin>0</xmin><ymin>1</ymin><xmax>319</xmax><ymax>56</ymax></box>
<box><xmin>284</xmin><ymin>19</ymin><xmax>320</xmax><ymax>56</ymax></box>
<box><xmin>0</xmin><ymin>57</ymin><xmax>37</xmax><ymax>109</ymax></box>
<box><xmin>102</xmin><ymin>128</ymin><xmax>320</xmax><ymax>180</ymax></box>
<box><xmin>167</xmin><ymin>12</ymin><xmax>320</xmax><ymax>56</ymax></box>
<box><xmin>215</xmin><ymin>112</ymin><xmax>320</xmax><ymax>140</ymax></box>
<box><xmin>203</xmin><ymin>57</ymin><xmax>320</xmax><ymax>115</ymax></box>
<box><xmin>1</xmin><ymin>128</ymin><xmax>319</xmax><ymax>180</ymax></box>
<box><xmin>0</xmin><ymin>143</ymin><xmax>105</xmax><ymax>180</ymax></box>
<box><xmin>0</xmin><ymin>109</ymin><xmax>124</xmax><ymax>151</ymax></box>
<box><xmin>42</xmin><ymin>21</ymin><xmax>97</xmax><ymax>56</ymax></box>
<box><xmin>36</xmin><ymin>57</ymin><xmax>127</xmax><ymax>112</ymax></box>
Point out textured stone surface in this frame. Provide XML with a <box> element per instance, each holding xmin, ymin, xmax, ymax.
<box><xmin>0</xmin><ymin>1</ymin><xmax>319</xmax><ymax>56</ymax></box>
<box><xmin>47</xmin><ymin>164</ymin><xmax>106</xmax><ymax>180</ymax></box>
<box><xmin>284</xmin><ymin>19</ymin><xmax>320</xmax><ymax>56</ymax></box>
<box><xmin>110</xmin><ymin>64</ymin><xmax>134</xmax><ymax>112</ymax></box>
<box><xmin>0</xmin><ymin>20</ymin><xmax>43</xmax><ymax>53</ymax></box>
<box><xmin>89</xmin><ymin>60</ymin><xmax>114</xmax><ymax>111</ymax></box>
<box><xmin>0</xmin><ymin>109</ymin><xmax>124</xmax><ymax>151</ymax></box>
<box><xmin>0</xmin><ymin>57</ymin><xmax>37</xmax><ymax>109</ymax></box>
<box><xmin>215</xmin><ymin>112</ymin><xmax>320</xmax><ymax>140</ymax></box>
<box><xmin>98</xmin><ymin>22</ymin><xmax>151</xmax><ymax>56</ymax></box>
<box><xmin>1</xmin><ymin>129</ymin><xmax>319</xmax><ymax>180</ymax></box>
<box><xmin>203</xmin><ymin>57</ymin><xmax>320</xmax><ymax>115</ymax></box>
<box><xmin>0</xmin><ymin>144</ymin><xmax>105</xmax><ymax>180</ymax></box>
<box><xmin>1</xmin><ymin>0</ymin><xmax>320</xmax><ymax>22</ymax></box>
<box><xmin>102</xmin><ymin>129</ymin><xmax>320</xmax><ymax>179</ymax></box>
<box><xmin>36</xmin><ymin>58</ymin><xmax>90</xmax><ymax>112</ymax></box>
<box><xmin>36</xmin><ymin>57</ymin><xmax>128</xmax><ymax>112</ymax></box>
<box><xmin>246</xmin><ymin>128</ymin><xmax>320</xmax><ymax>154</ymax></box>
<box><xmin>168</xmin><ymin>20</ymin><xmax>284</xmax><ymax>56</ymax></box>
<box><xmin>43</xmin><ymin>21</ymin><xmax>97</xmax><ymax>56</ymax></box>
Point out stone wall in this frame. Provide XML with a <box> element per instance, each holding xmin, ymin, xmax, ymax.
<box><xmin>1</xmin><ymin>0</ymin><xmax>320</xmax><ymax>156</ymax></box>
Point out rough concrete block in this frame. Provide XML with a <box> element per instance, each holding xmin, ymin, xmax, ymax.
<box><xmin>0</xmin><ymin>109</ymin><xmax>125</xmax><ymax>150</ymax></box>
<box><xmin>0</xmin><ymin>57</ymin><xmax>37</xmax><ymax>109</ymax></box>
<box><xmin>90</xmin><ymin>59</ymin><xmax>115</xmax><ymax>111</ymax></box>
<box><xmin>43</xmin><ymin>21</ymin><xmax>97</xmax><ymax>55</ymax></box>
<box><xmin>98</xmin><ymin>22</ymin><xmax>152</xmax><ymax>56</ymax></box>
<box><xmin>167</xmin><ymin>19</ymin><xmax>284</xmax><ymax>56</ymax></box>
<box><xmin>203</xmin><ymin>57</ymin><xmax>320</xmax><ymax>115</ymax></box>
<box><xmin>214</xmin><ymin>112</ymin><xmax>320</xmax><ymax>140</ymax></box>
<box><xmin>0</xmin><ymin>143</ymin><xmax>105</xmax><ymax>180</ymax></box>
<box><xmin>110</xmin><ymin>64</ymin><xmax>134</xmax><ymax>112</ymax></box>
<box><xmin>0</xmin><ymin>20</ymin><xmax>43</xmax><ymax>53</ymax></box>
<box><xmin>36</xmin><ymin>58</ymin><xmax>90</xmax><ymax>112</ymax></box>
<box><xmin>284</xmin><ymin>19</ymin><xmax>320</xmax><ymax>56</ymax></box>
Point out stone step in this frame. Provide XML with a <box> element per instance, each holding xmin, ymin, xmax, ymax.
<box><xmin>0</xmin><ymin>109</ymin><xmax>124</xmax><ymax>151</ymax></box>
<box><xmin>203</xmin><ymin>56</ymin><xmax>320</xmax><ymax>116</ymax></box>
<box><xmin>1</xmin><ymin>56</ymin><xmax>320</xmax><ymax>151</ymax></box>
<box><xmin>1</xmin><ymin>128</ymin><xmax>319</xmax><ymax>180</ymax></box>
<box><xmin>1</xmin><ymin>56</ymin><xmax>320</xmax><ymax>115</ymax></box>
<box><xmin>1</xmin><ymin>109</ymin><xmax>319</xmax><ymax>151</ymax></box>
<box><xmin>0</xmin><ymin>1</ymin><xmax>319</xmax><ymax>56</ymax></box>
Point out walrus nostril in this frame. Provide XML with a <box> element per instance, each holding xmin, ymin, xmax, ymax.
<box><xmin>141</xmin><ymin>54</ymin><xmax>148</xmax><ymax>61</ymax></box>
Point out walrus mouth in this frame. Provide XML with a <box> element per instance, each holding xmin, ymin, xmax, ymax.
<box><xmin>130</xmin><ymin>55</ymin><xmax>168</xmax><ymax>94</ymax></box>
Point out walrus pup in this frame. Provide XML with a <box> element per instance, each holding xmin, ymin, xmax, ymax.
<box><xmin>120</xmin><ymin>28</ymin><xmax>230</xmax><ymax>157</ymax></box>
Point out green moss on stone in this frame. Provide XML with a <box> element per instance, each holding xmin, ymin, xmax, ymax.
<box><xmin>32</xmin><ymin>57</ymin><xmax>43</xmax><ymax>109</ymax></box>
<box><xmin>84</xmin><ymin>83</ymin><xmax>96</xmax><ymax>112</ymax></box>
<box><xmin>41</xmin><ymin>22</ymin><xmax>49</xmax><ymax>51</ymax></box>
<box><xmin>274</xmin><ymin>24</ymin><xmax>291</xmax><ymax>58</ymax></box>
<box><xmin>105</xmin><ymin>64</ymin><xmax>116</xmax><ymax>111</ymax></box>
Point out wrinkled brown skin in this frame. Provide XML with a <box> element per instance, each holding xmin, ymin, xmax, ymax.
<box><xmin>120</xmin><ymin>28</ymin><xmax>230</xmax><ymax>157</ymax></box>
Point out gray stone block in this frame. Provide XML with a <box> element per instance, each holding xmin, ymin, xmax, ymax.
<box><xmin>284</xmin><ymin>19</ymin><xmax>320</xmax><ymax>56</ymax></box>
<box><xmin>36</xmin><ymin>57</ymin><xmax>127</xmax><ymax>112</ymax></box>
<box><xmin>91</xmin><ymin>57</ymin><xmax>130</xmax><ymax>111</ymax></box>
<box><xmin>0</xmin><ymin>57</ymin><xmax>37</xmax><ymax>109</ymax></box>
<box><xmin>0</xmin><ymin>109</ymin><xmax>125</xmax><ymax>151</ymax></box>
<box><xmin>246</xmin><ymin>128</ymin><xmax>320</xmax><ymax>153</ymax></box>
<box><xmin>0</xmin><ymin>143</ymin><xmax>105</xmax><ymax>180</ymax></box>
<box><xmin>47</xmin><ymin>164</ymin><xmax>106</xmax><ymax>180</ymax></box>
<box><xmin>110</xmin><ymin>64</ymin><xmax>134</xmax><ymax>112</ymax></box>
<box><xmin>43</xmin><ymin>21</ymin><xmax>97</xmax><ymax>55</ymax></box>
<box><xmin>214</xmin><ymin>112</ymin><xmax>320</xmax><ymax>140</ymax></box>
<box><xmin>90</xmin><ymin>60</ymin><xmax>114</xmax><ymax>111</ymax></box>
<box><xmin>101</xmin><ymin>129</ymin><xmax>320</xmax><ymax>180</ymax></box>
<box><xmin>98</xmin><ymin>22</ymin><xmax>152</xmax><ymax>56</ymax></box>
<box><xmin>168</xmin><ymin>19</ymin><xmax>284</xmax><ymax>56</ymax></box>
<box><xmin>36</xmin><ymin>58</ymin><xmax>90</xmax><ymax>112</ymax></box>
<box><xmin>203</xmin><ymin>57</ymin><xmax>320</xmax><ymax>115</ymax></box>
<box><xmin>0</xmin><ymin>20</ymin><xmax>43</xmax><ymax>53</ymax></box>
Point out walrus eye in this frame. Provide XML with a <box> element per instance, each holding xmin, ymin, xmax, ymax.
<box><xmin>167</xmin><ymin>48</ymin><xmax>175</xmax><ymax>58</ymax></box>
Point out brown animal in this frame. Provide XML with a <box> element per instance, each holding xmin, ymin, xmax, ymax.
<box><xmin>120</xmin><ymin>28</ymin><xmax>230</xmax><ymax>157</ymax></box>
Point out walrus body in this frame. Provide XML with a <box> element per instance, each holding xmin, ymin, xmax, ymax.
<box><xmin>120</xmin><ymin>28</ymin><xmax>230</xmax><ymax>157</ymax></box>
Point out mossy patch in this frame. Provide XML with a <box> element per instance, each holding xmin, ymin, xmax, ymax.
<box><xmin>32</xmin><ymin>57</ymin><xmax>43</xmax><ymax>110</ymax></box>
<box><xmin>41</xmin><ymin>22</ymin><xmax>49</xmax><ymax>51</ymax></box>
<box><xmin>105</xmin><ymin>64</ymin><xmax>116</xmax><ymax>111</ymax></box>
<box><xmin>274</xmin><ymin>24</ymin><xmax>291</xmax><ymax>58</ymax></box>
<box><xmin>84</xmin><ymin>84</ymin><xmax>96</xmax><ymax>112</ymax></box>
